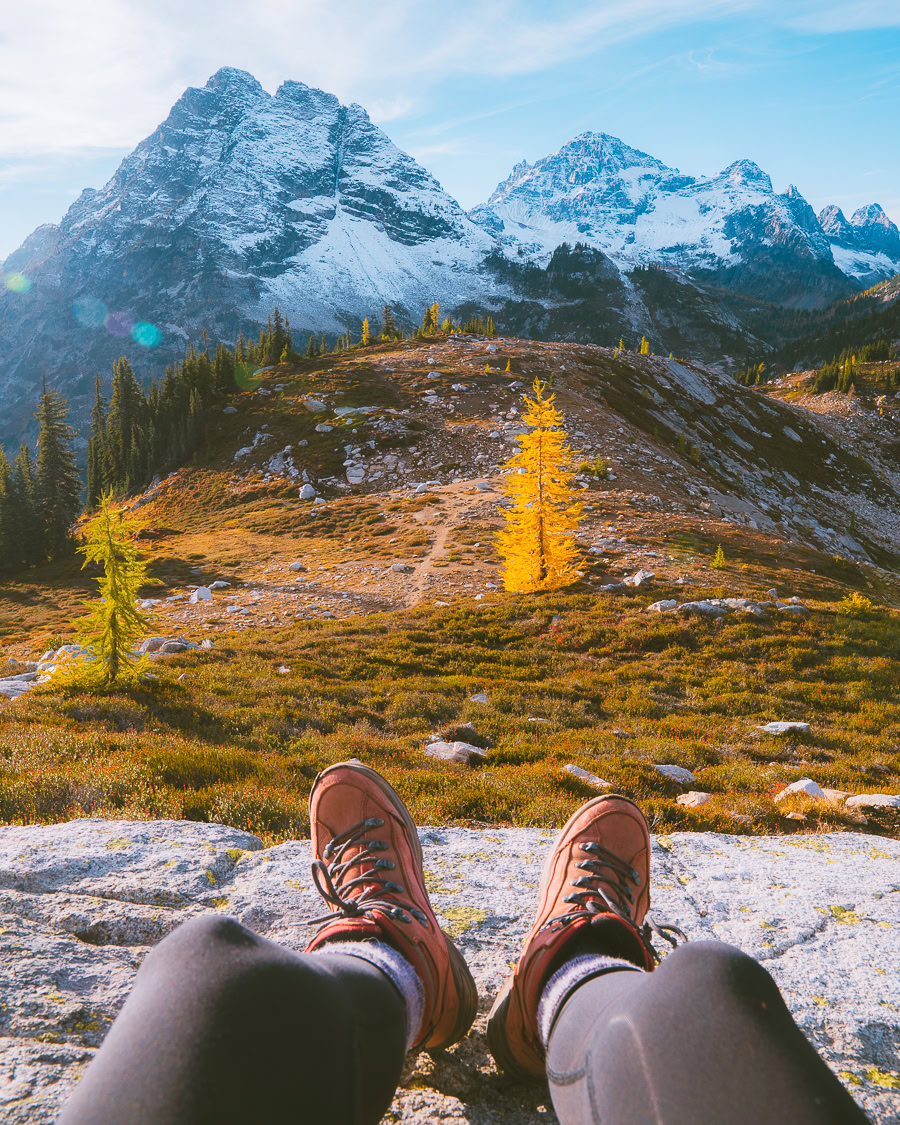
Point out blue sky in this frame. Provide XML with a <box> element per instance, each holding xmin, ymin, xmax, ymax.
<box><xmin>1</xmin><ymin>1</ymin><xmax>898</xmax><ymax>258</ymax></box>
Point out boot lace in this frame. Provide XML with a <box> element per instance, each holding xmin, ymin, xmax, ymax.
<box><xmin>307</xmin><ymin>816</ymin><xmax>430</xmax><ymax>929</ymax></box>
<box><xmin>542</xmin><ymin>840</ymin><xmax>687</xmax><ymax>963</ymax></box>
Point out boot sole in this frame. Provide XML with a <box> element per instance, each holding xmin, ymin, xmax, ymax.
<box><xmin>487</xmin><ymin>794</ymin><xmax>649</xmax><ymax>1078</ymax></box>
<box><xmin>311</xmin><ymin>760</ymin><xmax>477</xmax><ymax>1051</ymax></box>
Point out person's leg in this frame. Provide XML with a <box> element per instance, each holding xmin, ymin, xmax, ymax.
<box><xmin>61</xmin><ymin>759</ymin><xmax>477</xmax><ymax>1125</ymax></box>
<box><xmin>58</xmin><ymin>914</ymin><xmax>409</xmax><ymax>1125</ymax></box>
<box><xmin>544</xmin><ymin>941</ymin><xmax>869</xmax><ymax>1125</ymax></box>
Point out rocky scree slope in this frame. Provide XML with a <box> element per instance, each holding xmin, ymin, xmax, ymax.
<box><xmin>0</xmin><ymin>818</ymin><xmax>897</xmax><ymax>1123</ymax></box>
<box><xmin>204</xmin><ymin>337</ymin><xmax>900</xmax><ymax>571</ymax></box>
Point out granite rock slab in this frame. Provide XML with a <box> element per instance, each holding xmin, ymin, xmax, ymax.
<box><xmin>0</xmin><ymin>819</ymin><xmax>897</xmax><ymax>1123</ymax></box>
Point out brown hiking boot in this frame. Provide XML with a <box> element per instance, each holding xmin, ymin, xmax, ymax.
<box><xmin>303</xmin><ymin>760</ymin><xmax>477</xmax><ymax>1051</ymax></box>
<box><xmin>487</xmin><ymin>794</ymin><xmax>684</xmax><ymax>1078</ymax></box>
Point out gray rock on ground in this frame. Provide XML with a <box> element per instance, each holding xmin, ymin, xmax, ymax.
<box><xmin>0</xmin><ymin>820</ymin><xmax>897</xmax><ymax>1123</ymax></box>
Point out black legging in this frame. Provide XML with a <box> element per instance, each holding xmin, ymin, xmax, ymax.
<box><xmin>59</xmin><ymin>917</ymin><xmax>869</xmax><ymax>1125</ymax></box>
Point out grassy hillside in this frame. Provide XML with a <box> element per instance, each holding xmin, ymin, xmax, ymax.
<box><xmin>2</xmin><ymin>588</ymin><xmax>898</xmax><ymax>843</ymax></box>
<box><xmin>1</xmin><ymin>335</ymin><xmax>898</xmax><ymax>841</ymax></box>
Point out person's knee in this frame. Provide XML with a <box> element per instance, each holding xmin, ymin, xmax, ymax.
<box><xmin>662</xmin><ymin>941</ymin><xmax>782</xmax><ymax>1007</ymax></box>
<box><xmin>140</xmin><ymin>915</ymin><xmax>260</xmax><ymax>978</ymax></box>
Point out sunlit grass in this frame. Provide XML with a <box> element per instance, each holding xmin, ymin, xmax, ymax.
<box><xmin>0</xmin><ymin>587</ymin><xmax>897</xmax><ymax>844</ymax></box>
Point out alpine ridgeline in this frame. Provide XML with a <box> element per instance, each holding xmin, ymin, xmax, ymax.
<box><xmin>2</xmin><ymin>71</ymin><xmax>899</xmax><ymax>444</ymax></box>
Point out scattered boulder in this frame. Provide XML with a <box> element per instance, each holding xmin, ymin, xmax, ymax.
<box><xmin>654</xmin><ymin>764</ymin><xmax>696</xmax><ymax>784</ymax></box>
<box><xmin>469</xmin><ymin>691</ymin><xmax>490</xmax><ymax>704</ymax></box>
<box><xmin>623</xmin><ymin>569</ymin><xmax>654</xmax><ymax>588</ymax></box>
<box><xmin>775</xmin><ymin>778</ymin><xmax>825</xmax><ymax>803</ymax></box>
<box><xmin>209</xmin><ymin>581</ymin><xmax>230</xmax><ymax>590</ymax></box>
<box><xmin>189</xmin><ymin>587</ymin><xmax>213</xmax><ymax>604</ymax></box>
<box><xmin>563</xmin><ymin>764</ymin><xmax>612</xmax><ymax>789</ymax></box>
<box><xmin>676</xmin><ymin>791</ymin><xmax>712</xmax><ymax>808</ymax></box>
<box><xmin>759</xmin><ymin>721</ymin><xmax>810</xmax><ymax>736</ymax></box>
<box><xmin>158</xmin><ymin>641</ymin><xmax>197</xmax><ymax>655</ymax></box>
<box><xmin>647</xmin><ymin>599</ymin><xmax>678</xmax><ymax>612</ymax></box>
<box><xmin>288</xmin><ymin>561</ymin><xmax>307</xmax><ymax>573</ymax></box>
<box><xmin>822</xmin><ymin>789</ymin><xmax>851</xmax><ymax>805</ymax></box>
<box><xmin>678</xmin><ymin>601</ymin><xmax>729</xmax><ymax>618</ymax></box>
<box><xmin>299</xmin><ymin>484</ymin><xmax>317</xmax><ymax>501</ymax></box>
<box><xmin>391</xmin><ymin>563</ymin><xmax>413</xmax><ymax>573</ymax></box>
<box><xmin>424</xmin><ymin>741</ymin><xmax>486</xmax><ymax>765</ymax></box>
<box><xmin>303</xmin><ymin>398</ymin><xmax>327</xmax><ymax>413</ymax></box>
<box><xmin>137</xmin><ymin>637</ymin><xmax>170</xmax><ymax>654</ymax></box>
<box><xmin>200</xmin><ymin>640</ymin><xmax>214</xmax><ymax>650</ymax></box>
<box><xmin>844</xmin><ymin>794</ymin><xmax>900</xmax><ymax>811</ymax></box>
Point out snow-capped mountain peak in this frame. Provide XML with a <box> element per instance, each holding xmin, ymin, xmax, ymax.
<box><xmin>471</xmin><ymin>134</ymin><xmax>844</xmax><ymax>305</ymax></box>
<box><xmin>817</xmin><ymin>200</ymin><xmax>900</xmax><ymax>283</ymax></box>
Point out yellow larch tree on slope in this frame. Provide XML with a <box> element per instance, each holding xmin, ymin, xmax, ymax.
<box><xmin>497</xmin><ymin>378</ymin><xmax>584</xmax><ymax>592</ymax></box>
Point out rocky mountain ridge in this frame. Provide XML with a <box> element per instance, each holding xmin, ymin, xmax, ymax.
<box><xmin>1</xmin><ymin>70</ymin><xmax>898</xmax><ymax>446</ymax></box>
<box><xmin>471</xmin><ymin>132</ymin><xmax>900</xmax><ymax>304</ymax></box>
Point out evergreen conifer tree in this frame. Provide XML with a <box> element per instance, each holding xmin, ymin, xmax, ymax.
<box><xmin>497</xmin><ymin>379</ymin><xmax>583</xmax><ymax>592</ymax></box>
<box><xmin>86</xmin><ymin>375</ymin><xmax>108</xmax><ymax>511</ymax></box>
<box><xmin>381</xmin><ymin>305</ymin><xmax>396</xmax><ymax>340</ymax></box>
<box><xmin>13</xmin><ymin>445</ymin><xmax>45</xmax><ymax>567</ymax></box>
<box><xmin>35</xmin><ymin>381</ymin><xmax>81</xmax><ymax>557</ymax></box>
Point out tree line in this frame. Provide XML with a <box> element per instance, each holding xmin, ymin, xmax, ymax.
<box><xmin>0</xmin><ymin>301</ymin><xmax>501</xmax><ymax>577</ymax></box>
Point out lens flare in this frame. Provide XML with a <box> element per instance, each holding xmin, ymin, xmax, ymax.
<box><xmin>105</xmin><ymin>311</ymin><xmax>133</xmax><ymax>338</ymax></box>
<box><xmin>131</xmin><ymin>321</ymin><xmax>162</xmax><ymax>347</ymax></box>
<box><xmin>73</xmin><ymin>296</ymin><xmax>108</xmax><ymax>328</ymax></box>
<box><xmin>4</xmin><ymin>272</ymin><xmax>31</xmax><ymax>293</ymax></box>
<box><xmin>234</xmin><ymin>361</ymin><xmax>262</xmax><ymax>390</ymax></box>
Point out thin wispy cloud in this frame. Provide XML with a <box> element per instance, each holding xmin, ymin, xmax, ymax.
<box><xmin>0</xmin><ymin>0</ymin><xmax>786</xmax><ymax>157</ymax></box>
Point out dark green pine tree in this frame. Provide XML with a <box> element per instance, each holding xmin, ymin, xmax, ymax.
<box><xmin>35</xmin><ymin>381</ymin><xmax>81</xmax><ymax>558</ymax></box>
<box><xmin>0</xmin><ymin>449</ymin><xmax>20</xmax><ymax>574</ymax></box>
<box><xmin>381</xmin><ymin>305</ymin><xmax>396</xmax><ymax>340</ymax></box>
<box><xmin>13</xmin><ymin>444</ymin><xmax>45</xmax><ymax>568</ymax></box>
<box><xmin>106</xmin><ymin>357</ymin><xmax>145</xmax><ymax>489</ymax></box>
<box><xmin>306</xmin><ymin>334</ymin><xmax>318</xmax><ymax>358</ymax></box>
<box><xmin>86</xmin><ymin>375</ymin><xmax>108</xmax><ymax>511</ymax></box>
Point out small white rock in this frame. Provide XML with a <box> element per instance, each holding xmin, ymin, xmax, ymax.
<box><xmin>676</xmin><ymin>791</ymin><xmax>712</xmax><ymax>808</ymax></box>
<box><xmin>775</xmin><ymin>778</ymin><xmax>826</xmax><ymax>803</ymax></box>
<box><xmin>654</xmin><ymin>764</ymin><xmax>696</xmax><ymax>784</ymax></box>
<box><xmin>844</xmin><ymin>793</ymin><xmax>900</xmax><ymax>811</ymax></box>
<box><xmin>563</xmin><ymin>764</ymin><xmax>612</xmax><ymax>789</ymax></box>
<box><xmin>759</xmin><ymin>721</ymin><xmax>810</xmax><ymax>736</ymax></box>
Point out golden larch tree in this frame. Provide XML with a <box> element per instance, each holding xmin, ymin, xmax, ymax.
<box><xmin>360</xmin><ymin>317</ymin><xmax>371</xmax><ymax>346</ymax></box>
<box><xmin>497</xmin><ymin>378</ymin><xmax>584</xmax><ymax>592</ymax></box>
<box><xmin>71</xmin><ymin>495</ymin><xmax>152</xmax><ymax>686</ymax></box>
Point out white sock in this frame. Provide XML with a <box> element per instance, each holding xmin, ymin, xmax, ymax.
<box><xmin>313</xmin><ymin>940</ymin><xmax>425</xmax><ymax>1051</ymax></box>
<box><xmin>537</xmin><ymin>954</ymin><xmax>643</xmax><ymax>1047</ymax></box>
